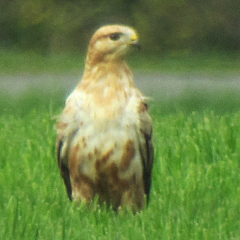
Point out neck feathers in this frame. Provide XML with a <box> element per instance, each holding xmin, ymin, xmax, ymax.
<box><xmin>81</xmin><ymin>59</ymin><xmax>134</xmax><ymax>88</ymax></box>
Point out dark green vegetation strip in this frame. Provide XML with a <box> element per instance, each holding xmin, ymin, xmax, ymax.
<box><xmin>0</xmin><ymin>51</ymin><xmax>240</xmax><ymax>74</ymax></box>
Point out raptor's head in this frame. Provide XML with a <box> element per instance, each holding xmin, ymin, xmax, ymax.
<box><xmin>87</xmin><ymin>25</ymin><xmax>140</xmax><ymax>63</ymax></box>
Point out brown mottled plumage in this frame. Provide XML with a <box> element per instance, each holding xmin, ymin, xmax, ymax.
<box><xmin>56</xmin><ymin>25</ymin><xmax>154</xmax><ymax>212</ymax></box>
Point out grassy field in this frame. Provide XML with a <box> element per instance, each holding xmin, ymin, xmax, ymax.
<box><xmin>1</xmin><ymin>51</ymin><xmax>240</xmax><ymax>239</ymax></box>
<box><xmin>1</xmin><ymin>88</ymin><xmax>240</xmax><ymax>240</ymax></box>
<box><xmin>1</xmin><ymin>49</ymin><xmax>240</xmax><ymax>74</ymax></box>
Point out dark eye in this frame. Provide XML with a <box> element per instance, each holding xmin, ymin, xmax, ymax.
<box><xmin>109</xmin><ymin>33</ymin><xmax>121</xmax><ymax>41</ymax></box>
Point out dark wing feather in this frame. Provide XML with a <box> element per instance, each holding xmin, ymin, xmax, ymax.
<box><xmin>138</xmin><ymin>102</ymin><xmax>154</xmax><ymax>205</ymax></box>
<box><xmin>142</xmin><ymin>132</ymin><xmax>154</xmax><ymax>205</ymax></box>
<box><xmin>57</xmin><ymin>139</ymin><xmax>73</xmax><ymax>201</ymax></box>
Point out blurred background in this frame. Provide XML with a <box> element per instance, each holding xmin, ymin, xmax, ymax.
<box><xmin>1</xmin><ymin>0</ymin><xmax>240</xmax><ymax>114</ymax></box>
<box><xmin>1</xmin><ymin>0</ymin><xmax>240</xmax><ymax>54</ymax></box>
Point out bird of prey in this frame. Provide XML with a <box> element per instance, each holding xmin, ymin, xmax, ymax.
<box><xmin>56</xmin><ymin>25</ymin><xmax>154</xmax><ymax>212</ymax></box>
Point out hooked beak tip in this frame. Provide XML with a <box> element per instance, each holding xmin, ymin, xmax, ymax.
<box><xmin>136</xmin><ymin>41</ymin><xmax>141</xmax><ymax>51</ymax></box>
<box><xmin>131</xmin><ymin>40</ymin><xmax>141</xmax><ymax>51</ymax></box>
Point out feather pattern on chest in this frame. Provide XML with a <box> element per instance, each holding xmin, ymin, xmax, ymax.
<box><xmin>56</xmin><ymin>25</ymin><xmax>154</xmax><ymax>212</ymax></box>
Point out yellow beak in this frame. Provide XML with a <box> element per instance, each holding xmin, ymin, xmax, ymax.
<box><xmin>130</xmin><ymin>33</ymin><xmax>141</xmax><ymax>50</ymax></box>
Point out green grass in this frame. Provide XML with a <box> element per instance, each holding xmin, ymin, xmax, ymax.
<box><xmin>1</xmin><ymin>49</ymin><xmax>240</xmax><ymax>74</ymax></box>
<box><xmin>131</xmin><ymin>52</ymin><xmax>240</xmax><ymax>73</ymax></box>
<box><xmin>1</xmin><ymin>91</ymin><xmax>240</xmax><ymax>239</ymax></box>
<box><xmin>0</xmin><ymin>50</ymin><xmax>85</xmax><ymax>75</ymax></box>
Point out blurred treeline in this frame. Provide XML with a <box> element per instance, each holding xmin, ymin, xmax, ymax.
<box><xmin>1</xmin><ymin>0</ymin><xmax>240</xmax><ymax>55</ymax></box>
